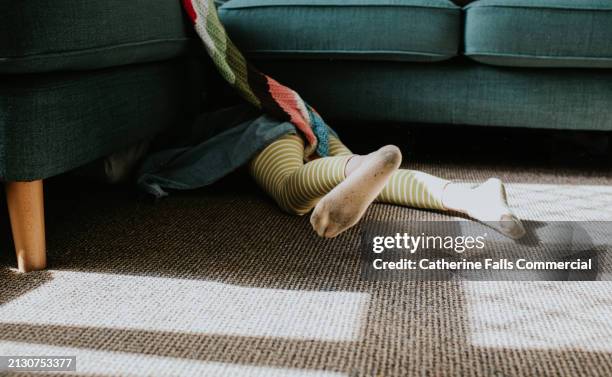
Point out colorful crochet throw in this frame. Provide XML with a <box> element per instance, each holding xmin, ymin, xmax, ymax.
<box><xmin>182</xmin><ymin>0</ymin><xmax>329</xmax><ymax>157</ymax></box>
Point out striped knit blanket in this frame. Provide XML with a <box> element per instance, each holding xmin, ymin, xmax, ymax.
<box><xmin>182</xmin><ymin>0</ymin><xmax>329</xmax><ymax>157</ymax></box>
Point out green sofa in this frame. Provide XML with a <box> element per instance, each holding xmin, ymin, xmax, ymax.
<box><xmin>0</xmin><ymin>1</ymin><xmax>207</xmax><ymax>271</ymax></box>
<box><xmin>218</xmin><ymin>0</ymin><xmax>612</xmax><ymax>131</ymax></box>
<box><xmin>2</xmin><ymin>0</ymin><xmax>611</xmax><ymax>271</ymax></box>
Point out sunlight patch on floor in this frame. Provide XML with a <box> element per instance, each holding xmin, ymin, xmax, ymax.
<box><xmin>0</xmin><ymin>271</ymin><xmax>369</xmax><ymax>341</ymax></box>
<box><xmin>464</xmin><ymin>281</ymin><xmax>612</xmax><ymax>352</ymax></box>
<box><xmin>505</xmin><ymin>183</ymin><xmax>612</xmax><ymax>221</ymax></box>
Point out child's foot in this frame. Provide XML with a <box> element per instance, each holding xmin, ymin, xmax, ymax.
<box><xmin>310</xmin><ymin>146</ymin><xmax>401</xmax><ymax>238</ymax></box>
<box><xmin>443</xmin><ymin>178</ymin><xmax>526</xmax><ymax>239</ymax></box>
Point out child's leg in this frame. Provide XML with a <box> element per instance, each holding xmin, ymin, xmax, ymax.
<box><xmin>251</xmin><ymin>134</ymin><xmax>402</xmax><ymax>237</ymax></box>
<box><xmin>310</xmin><ymin>144</ymin><xmax>401</xmax><ymax>237</ymax></box>
<box><xmin>249</xmin><ymin>134</ymin><xmax>350</xmax><ymax>215</ymax></box>
<box><xmin>328</xmin><ymin>136</ymin><xmax>525</xmax><ymax>238</ymax></box>
<box><xmin>329</xmin><ymin>136</ymin><xmax>448</xmax><ymax>210</ymax></box>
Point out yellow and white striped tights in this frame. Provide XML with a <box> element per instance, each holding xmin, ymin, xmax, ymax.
<box><xmin>249</xmin><ymin>133</ymin><xmax>449</xmax><ymax>215</ymax></box>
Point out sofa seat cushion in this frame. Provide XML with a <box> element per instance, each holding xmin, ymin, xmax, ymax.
<box><xmin>0</xmin><ymin>0</ymin><xmax>195</xmax><ymax>73</ymax></box>
<box><xmin>465</xmin><ymin>0</ymin><xmax>612</xmax><ymax>68</ymax></box>
<box><xmin>256</xmin><ymin>60</ymin><xmax>612</xmax><ymax>131</ymax></box>
<box><xmin>0</xmin><ymin>59</ymin><xmax>206</xmax><ymax>180</ymax></box>
<box><xmin>219</xmin><ymin>0</ymin><xmax>461</xmax><ymax>62</ymax></box>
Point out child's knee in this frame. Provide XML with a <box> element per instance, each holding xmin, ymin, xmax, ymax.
<box><xmin>279</xmin><ymin>200</ymin><xmax>310</xmax><ymax>216</ymax></box>
<box><xmin>277</xmin><ymin>188</ymin><xmax>312</xmax><ymax>215</ymax></box>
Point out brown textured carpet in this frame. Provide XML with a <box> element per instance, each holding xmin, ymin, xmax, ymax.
<box><xmin>1</xmin><ymin>126</ymin><xmax>611</xmax><ymax>377</ymax></box>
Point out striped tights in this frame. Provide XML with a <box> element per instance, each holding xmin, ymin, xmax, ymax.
<box><xmin>249</xmin><ymin>134</ymin><xmax>450</xmax><ymax>215</ymax></box>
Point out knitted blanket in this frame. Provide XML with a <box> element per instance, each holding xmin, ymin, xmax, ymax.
<box><xmin>182</xmin><ymin>0</ymin><xmax>329</xmax><ymax>157</ymax></box>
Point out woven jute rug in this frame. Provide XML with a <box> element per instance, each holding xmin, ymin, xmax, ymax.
<box><xmin>1</xmin><ymin>126</ymin><xmax>611</xmax><ymax>376</ymax></box>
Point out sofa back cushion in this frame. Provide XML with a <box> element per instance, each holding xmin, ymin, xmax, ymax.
<box><xmin>465</xmin><ymin>0</ymin><xmax>612</xmax><ymax>68</ymax></box>
<box><xmin>0</xmin><ymin>0</ymin><xmax>196</xmax><ymax>73</ymax></box>
<box><xmin>219</xmin><ymin>0</ymin><xmax>462</xmax><ymax>63</ymax></box>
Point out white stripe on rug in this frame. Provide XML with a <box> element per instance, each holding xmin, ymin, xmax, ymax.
<box><xmin>0</xmin><ymin>271</ymin><xmax>369</xmax><ymax>341</ymax></box>
<box><xmin>464</xmin><ymin>281</ymin><xmax>612</xmax><ymax>352</ymax></box>
<box><xmin>505</xmin><ymin>183</ymin><xmax>612</xmax><ymax>221</ymax></box>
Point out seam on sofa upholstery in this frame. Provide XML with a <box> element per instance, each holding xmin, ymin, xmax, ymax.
<box><xmin>465</xmin><ymin>52</ymin><xmax>612</xmax><ymax>61</ymax></box>
<box><xmin>221</xmin><ymin>3</ymin><xmax>460</xmax><ymax>11</ymax></box>
<box><xmin>465</xmin><ymin>4</ymin><xmax>612</xmax><ymax>11</ymax></box>
<box><xmin>245</xmin><ymin>49</ymin><xmax>455</xmax><ymax>57</ymax></box>
<box><xmin>0</xmin><ymin>38</ymin><xmax>193</xmax><ymax>60</ymax></box>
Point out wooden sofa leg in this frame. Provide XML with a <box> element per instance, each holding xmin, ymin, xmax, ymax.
<box><xmin>5</xmin><ymin>180</ymin><xmax>47</xmax><ymax>272</ymax></box>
